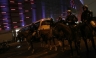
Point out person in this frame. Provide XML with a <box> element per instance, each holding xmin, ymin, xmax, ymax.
<box><xmin>81</xmin><ymin>5</ymin><xmax>96</xmax><ymax>31</ymax></box>
<box><xmin>58</xmin><ymin>16</ymin><xmax>63</xmax><ymax>22</ymax></box>
<box><xmin>65</xmin><ymin>10</ymin><xmax>78</xmax><ymax>26</ymax></box>
<box><xmin>57</xmin><ymin>16</ymin><xmax>66</xmax><ymax>24</ymax></box>
<box><xmin>65</xmin><ymin>10</ymin><xmax>81</xmax><ymax>54</ymax></box>
<box><xmin>81</xmin><ymin>5</ymin><xmax>92</xmax><ymax>23</ymax></box>
<box><xmin>80</xmin><ymin>5</ymin><xmax>94</xmax><ymax>33</ymax></box>
<box><xmin>50</xmin><ymin>18</ymin><xmax>54</xmax><ymax>27</ymax></box>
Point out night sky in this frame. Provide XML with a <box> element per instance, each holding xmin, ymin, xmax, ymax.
<box><xmin>83</xmin><ymin>0</ymin><xmax>96</xmax><ymax>16</ymax></box>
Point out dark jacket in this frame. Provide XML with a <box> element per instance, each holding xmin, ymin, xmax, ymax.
<box><xmin>65</xmin><ymin>14</ymin><xmax>78</xmax><ymax>25</ymax></box>
<box><xmin>81</xmin><ymin>10</ymin><xmax>92</xmax><ymax>23</ymax></box>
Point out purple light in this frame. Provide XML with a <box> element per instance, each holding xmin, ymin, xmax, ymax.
<box><xmin>32</xmin><ymin>9</ymin><xmax>36</xmax><ymax>22</ymax></box>
<box><xmin>80</xmin><ymin>0</ymin><xmax>84</xmax><ymax>4</ymax></box>
<box><xmin>0</xmin><ymin>0</ymin><xmax>10</xmax><ymax>30</ymax></box>
<box><xmin>1</xmin><ymin>7</ymin><xmax>9</xmax><ymax>12</ymax></box>
<box><xmin>0</xmin><ymin>6</ymin><xmax>5</xmax><ymax>7</ymax></box>
<box><xmin>41</xmin><ymin>2</ymin><xmax>45</xmax><ymax>18</ymax></box>
<box><xmin>22</xmin><ymin>24</ymin><xmax>24</xmax><ymax>26</ymax></box>
<box><xmin>50</xmin><ymin>12</ymin><xmax>53</xmax><ymax>19</ymax></box>
<box><xmin>30</xmin><ymin>0</ymin><xmax>36</xmax><ymax>22</ymax></box>
<box><xmin>18</xmin><ymin>0</ymin><xmax>25</xmax><ymax>27</ymax></box>
<box><xmin>1</xmin><ymin>0</ymin><xmax>8</xmax><ymax>2</ymax></box>
<box><xmin>70</xmin><ymin>0</ymin><xmax>76</xmax><ymax>9</ymax></box>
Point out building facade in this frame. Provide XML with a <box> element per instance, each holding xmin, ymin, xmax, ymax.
<box><xmin>0</xmin><ymin>0</ymin><xmax>83</xmax><ymax>31</ymax></box>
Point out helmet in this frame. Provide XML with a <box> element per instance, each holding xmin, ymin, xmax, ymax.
<box><xmin>82</xmin><ymin>5</ymin><xmax>88</xmax><ymax>10</ymax></box>
<box><xmin>67</xmin><ymin>10</ymin><xmax>72</xmax><ymax>14</ymax></box>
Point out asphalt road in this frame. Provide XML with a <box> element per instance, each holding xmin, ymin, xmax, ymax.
<box><xmin>0</xmin><ymin>38</ymin><xmax>96</xmax><ymax>58</ymax></box>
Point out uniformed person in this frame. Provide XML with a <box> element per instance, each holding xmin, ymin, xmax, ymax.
<box><xmin>58</xmin><ymin>16</ymin><xmax>63</xmax><ymax>22</ymax></box>
<box><xmin>65</xmin><ymin>10</ymin><xmax>78</xmax><ymax>26</ymax></box>
<box><xmin>81</xmin><ymin>5</ymin><xmax>92</xmax><ymax>23</ymax></box>
<box><xmin>50</xmin><ymin>18</ymin><xmax>54</xmax><ymax>27</ymax></box>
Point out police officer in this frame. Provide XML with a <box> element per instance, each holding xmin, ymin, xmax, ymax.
<box><xmin>50</xmin><ymin>18</ymin><xmax>54</xmax><ymax>27</ymax></box>
<box><xmin>58</xmin><ymin>16</ymin><xmax>63</xmax><ymax>22</ymax></box>
<box><xmin>81</xmin><ymin>5</ymin><xmax>96</xmax><ymax>31</ymax></box>
<box><xmin>57</xmin><ymin>16</ymin><xmax>66</xmax><ymax>24</ymax></box>
<box><xmin>81</xmin><ymin>5</ymin><xmax>92</xmax><ymax>23</ymax></box>
<box><xmin>65</xmin><ymin>10</ymin><xmax>78</xmax><ymax>26</ymax></box>
<box><xmin>65</xmin><ymin>10</ymin><xmax>81</xmax><ymax>53</ymax></box>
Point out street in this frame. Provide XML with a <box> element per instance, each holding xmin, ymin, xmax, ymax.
<box><xmin>0</xmin><ymin>38</ymin><xmax>96</xmax><ymax>58</ymax></box>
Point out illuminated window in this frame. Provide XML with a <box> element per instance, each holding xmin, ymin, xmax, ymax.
<box><xmin>30</xmin><ymin>0</ymin><xmax>34</xmax><ymax>4</ymax></box>
<box><xmin>13</xmin><ymin>22</ymin><xmax>17</xmax><ymax>23</ymax></box>
<box><xmin>3</xmin><ymin>18</ymin><xmax>7</xmax><ymax>20</ymax></box>
<box><xmin>30</xmin><ymin>0</ymin><xmax>34</xmax><ymax>1</ymax></box>
<box><xmin>11</xmin><ymin>9</ymin><xmax>15</xmax><ymax>10</ymax></box>
<box><xmin>14</xmin><ymin>26</ymin><xmax>18</xmax><ymax>28</ymax></box>
<box><xmin>25</xmin><ymin>0</ymin><xmax>28</xmax><ymax>1</ymax></box>
<box><xmin>31</xmin><ymin>3</ymin><xmax>34</xmax><ymax>4</ymax></box>
<box><xmin>7</xmin><ymin>27</ymin><xmax>9</xmax><ymax>28</ymax></box>
<box><xmin>19</xmin><ymin>13</ymin><xmax>23</xmax><ymax>14</ymax></box>
<box><xmin>20</xmin><ymin>20</ymin><xmax>23</xmax><ymax>21</ymax></box>
<box><xmin>25</xmin><ymin>10</ymin><xmax>29</xmax><ymax>12</ymax></box>
<box><xmin>1</xmin><ymin>12</ymin><xmax>6</xmax><ymax>14</ymax></box>
<box><xmin>26</xmin><ymin>17</ymin><xmax>29</xmax><ymax>18</ymax></box>
<box><xmin>3</xmin><ymin>23</ymin><xmax>8</xmax><ymax>24</ymax></box>
<box><xmin>4</xmin><ymin>26</ymin><xmax>7</xmax><ymax>27</ymax></box>
<box><xmin>19</xmin><ymin>7</ymin><xmax>22</xmax><ymax>9</ymax></box>
<box><xmin>10</xmin><ymin>1</ymin><xmax>14</xmax><ymax>3</ymax></box>
<box><xmin>0</xmin><ymin>6</ymin><xmax>5</xmax><ymax>7</ymax></box>
<box><xmin>18</xmin><ymin>3</ymin><xmax>22</xmax><ymax>4</ymax></box>
<box><xmin>0</xmin><ymin>28</ymin><xmax>2</xmax><ymax>30</ymax></box>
